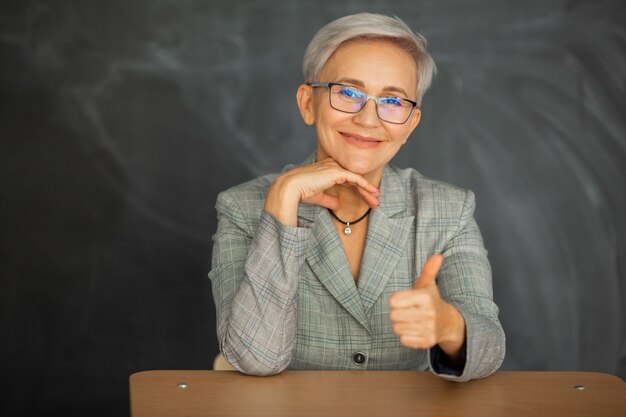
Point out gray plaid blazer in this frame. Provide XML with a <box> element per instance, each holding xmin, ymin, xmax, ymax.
<box><xmin>209</xmin><ymin>155</ymin><xmax>505</xmax><ymax>381</ymax></box>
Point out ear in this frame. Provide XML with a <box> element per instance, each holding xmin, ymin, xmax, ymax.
<box><xmin>408</xmin><ymin>108</ymin><xmax>422</xmax><ymax>132</ymax></box>
<box><xmin>296</xmin><ymin>84</ymin><xmax>316</xmax><ymax>126</ymax></box>
<box><xmin>402</xmin><ymin>108</ymin><xmax>422</xmax><ymax>144</ymax></box>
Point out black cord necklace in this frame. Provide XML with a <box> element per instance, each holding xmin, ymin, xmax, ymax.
<box><xmin>328</xmin><ymin>207</ymin><xmax>372</xmax><ymax>236</ymax></box>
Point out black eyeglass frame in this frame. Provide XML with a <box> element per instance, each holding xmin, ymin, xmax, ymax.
<box><xmin>307</xmin><ymin>82</ymin><xmax>419</xmax><ymax>125</ymax></box>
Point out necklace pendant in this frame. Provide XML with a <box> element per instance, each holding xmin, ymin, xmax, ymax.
<box><xmin>344</xmin><ymin>223</ymin><xmax>352</xmax><ymax>236</ymax></box>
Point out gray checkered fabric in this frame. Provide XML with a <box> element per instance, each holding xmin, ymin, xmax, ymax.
<box><xmin>209</xmin><ymin>155</ymin><xmax>505</xmax><ymax>381</ymax></box>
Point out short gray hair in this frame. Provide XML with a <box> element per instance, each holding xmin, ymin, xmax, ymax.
<box><xmin>303</xmin><ymin>13</ymin><xmax>436</xmax><ymax>105</ymax></box>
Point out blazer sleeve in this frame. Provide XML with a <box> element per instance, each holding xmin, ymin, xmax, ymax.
<box><xmin>208</xmin><ymin>191</ymin><xmax>310</xmax><ymax>376</ymax></box>
<box><xmin>428</xmin><ymin>189</ymin><xmax>506</xmax><ymax>381</ymax></box>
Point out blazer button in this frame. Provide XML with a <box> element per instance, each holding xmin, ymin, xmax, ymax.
<box><xmin>352</xmin><ymin>352</ymin><xmax>366</xmax><ymax>365</ymax></box>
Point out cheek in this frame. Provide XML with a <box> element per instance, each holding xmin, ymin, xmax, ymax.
<box><xmin>387</xmin><ymin>126</ymin><xmax>412</xmax><ymax>146</ymax></box>
<box><xmin>315</xmin><ymin>107</ymin><xmax>349</xmax><ymax>134</ymax></box>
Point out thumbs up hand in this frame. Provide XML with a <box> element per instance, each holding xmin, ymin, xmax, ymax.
<box><xmin>389</xmin><ymin>254</ymin><xmax>466</xmax><ymax>357</ymax></box>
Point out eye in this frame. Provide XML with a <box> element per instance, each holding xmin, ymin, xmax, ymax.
<box><xmin>379</xmin><ymin>97</ymin><xmax>403</xmax><ymax>107</ymax></box>
<box><xmin>339</xmin><ymin>86</ymin><xmax>362</xmax><ymax>99</ymax></box>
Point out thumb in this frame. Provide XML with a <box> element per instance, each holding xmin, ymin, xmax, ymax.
<box><xmin>414</xmin><ymin>254</ymin><xmax>443</xmax><ymax>289</ymax></box>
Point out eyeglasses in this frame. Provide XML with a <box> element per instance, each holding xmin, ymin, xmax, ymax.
<box><xmin>308</xmin><ymin>82</ymin><xmax>418</xmax><ymax>124</ymax></box>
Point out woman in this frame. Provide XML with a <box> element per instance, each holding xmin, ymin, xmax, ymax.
<box><xmin>209</xmin><ymin>13</ymin><xmax>505</xmax><ymax>381</ymax></box>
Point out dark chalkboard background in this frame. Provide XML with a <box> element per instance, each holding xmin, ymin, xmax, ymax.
<box><xmin>1</xmin><ymin>0</ymin><xmax>625</xmax><ymax>415</ymax></box>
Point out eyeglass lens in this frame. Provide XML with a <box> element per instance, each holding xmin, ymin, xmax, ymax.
<box><xmin>329</xmin><ymin>84</ymin><xmax>413</xmax><ymax>124</ymax></box>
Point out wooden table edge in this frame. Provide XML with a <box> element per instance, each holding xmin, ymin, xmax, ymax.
<box><xmin>129</xmin><ymin>370</ymin><xmax>626</xmax><ymax>383</ymax></box>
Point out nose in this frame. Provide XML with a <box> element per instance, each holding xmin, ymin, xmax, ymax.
<box><xmin>352</xmin><ymin>98</ymin><xmax>380</xmax><ymax>127</ymax></box>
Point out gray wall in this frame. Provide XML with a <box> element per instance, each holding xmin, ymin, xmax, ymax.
<box><xmin>1</xmin><ymin>0</ymin><xmax>624</xmax><ymax>415</ymax></box>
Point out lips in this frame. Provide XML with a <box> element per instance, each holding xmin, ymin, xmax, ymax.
<box><xmin>340</xmin><ymin>132</ymin><xmax>383</xmax><ymax>142</ymax></box>
<box><xmin>339</xmin><ymin>131</ymin><xmax>384</xmax><ymax>148</ymax></box>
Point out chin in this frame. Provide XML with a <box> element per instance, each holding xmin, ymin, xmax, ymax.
<box><xmin>317</xmin><ymin>144</ymin><xmax>386</xmax><ymax>177</ymax></box>
<box><xmin>339</xmin><ymin>157</ymin><xmax>381</xmax><ymax>176</ymax></box>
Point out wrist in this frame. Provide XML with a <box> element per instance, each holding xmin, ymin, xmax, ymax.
<box><xmin>437</xmin><ymin>303</ymin><xmax>466</xmax><ymax>354</ymax></box>
<box><xmin>264</xmin><ymin>176</ymin><xmax>300</xmax><ymax>226</ymax></box>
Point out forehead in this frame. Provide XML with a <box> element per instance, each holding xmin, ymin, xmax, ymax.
<box><xmin>318</xmin><ymin>39</ymin><xmax>418</xmax><ymax>98</ymax></box>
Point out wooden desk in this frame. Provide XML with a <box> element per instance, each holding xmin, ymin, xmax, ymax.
<box><xmin>129</xmin><ymin>371</ymin><xmax>626</xmax><ymax>417</ymax></box>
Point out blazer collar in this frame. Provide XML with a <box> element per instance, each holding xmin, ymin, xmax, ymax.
<box><xmin>376</xmin><ymin>164</ymin><xmax>409</xmax><ymax>218</ymax></box>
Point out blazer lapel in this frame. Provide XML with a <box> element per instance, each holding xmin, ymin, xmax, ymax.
<box><xmin>303</xmin><ymin>207</ymin><xmax>371</xmax><ymax>333</ymax></box>
<box><xmin>293</xmin><ymin>155</ymin><xmax>412</xmax><ymax>332</ymax></box>
<box><xmin>357</xmin><ymin>166</ymin><xmax>415</xmax><ymax>314</ymax></box>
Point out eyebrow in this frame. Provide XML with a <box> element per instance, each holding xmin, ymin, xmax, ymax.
<box><xmin>335</xmin><ymin>77</ymin><xmax>411</xmax><ymax>98</ymax></box>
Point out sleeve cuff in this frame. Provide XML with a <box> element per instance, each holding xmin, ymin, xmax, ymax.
<box><xmin>429</xmin><ymin>342</ymin><xmax>467</xmax><ymax>377</ymax></box>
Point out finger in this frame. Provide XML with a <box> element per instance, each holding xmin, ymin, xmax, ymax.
<box><xmin>333</xmin><ymin>170</ymin><xmax>379</xmax><ymax>195</ymax></box>
<box><xmin>301</xmin><ymin>159</ymin><xmax>380</xmax><ymax>200</ymax></box>
<box><xmin>394</xmin><ymin>322</ymin><xmax>435</xmax><ymax>336</ymax></box>
<box><xmin>292</xmin><ymin>159</ymin><xmax>380</xmax><ymax>208</ymax></box>
<box><xmin>354</xmin><ymin>186</ymin><xmax>380</xmax><ymax>208</ymax></box>
<box><xmin>399</xmin><ymin>335</ymin><xmax>426</xmax><ymax>349</ymax></box>
<box><xmin>400</xmin><ymin>335</ymin><xmax>437</xmax><ymax>349</ymax></box>
<box><xmin>389</xmin><ymin>307</ymin><xmax>419</xmax><ymax>322</ymax></box>
<box><xmin>394</xmin><ymin>323</ymin><xmax>423</xmax><ymax>335</ymax></box>
<box><xmin>389</xmin><ymin>289</ymin><xmax>431</xmax><ymax>309</ymax></box>
<box><xmin>414</xmin><ymin>254</ymin><xmax>443</xmax><ymax>289</ymax></box>
<box><xmin>390</xmin><ymin>307</ymin><xmax>436</xmax><ymax>323</ymax></box>
<box><xmin>296</xmin><ymin>171</ymin><xmax>376</xmax><ymax>205</ymax></box>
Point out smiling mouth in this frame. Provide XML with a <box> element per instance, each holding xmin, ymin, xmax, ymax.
<box><xmin>340</xmin><ymin>132</ymin><xmax>383</xmax><ymax>142</ymax></box>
